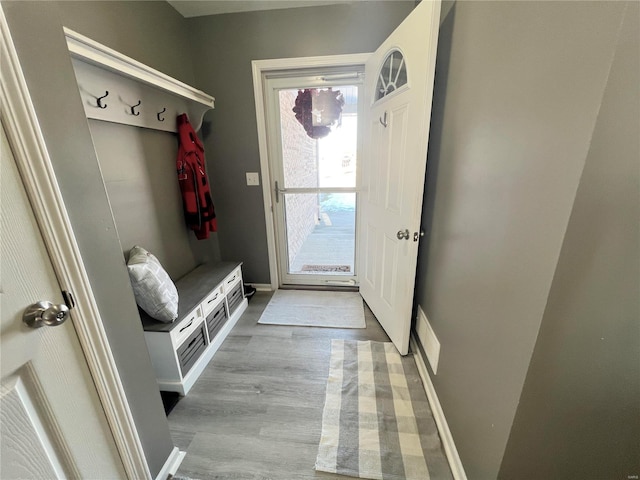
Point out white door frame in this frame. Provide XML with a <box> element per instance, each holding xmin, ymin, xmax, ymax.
<box><xmin>265</xmin><ymin>73</ymin><xmax>363</xmax><ymax>287</ymax></box>
<box><xmin>252</xmin><ymin>53</ymin><xmax>371</xmax><ymax>290</ymax></box>
<box><xmin>1</xmin><ymin>9</ymin><xmax>151</xmax><ymax>480</ymax></box>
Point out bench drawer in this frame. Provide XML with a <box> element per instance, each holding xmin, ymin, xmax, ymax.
<box><xmin>202</xmin><ymin>285</ymin><xmax>224</xmax><ymax>316</ymax></box>
<box><xmin>177</xmin><ymin>323</ymin><xmax>208</xmax><ymax>377</ymax></box>
<box><xmin>171</xmin><ymin>306</ymin><xmax>203</xmax><ymax>346</ymax></box>
<box><xmin>223</xmin><ymin>267</ymin><xmax>242</xmax><ymax>292</ymax></box>
<box><xmin>206</xmin><ymin>301</ymin><xmax>228</xmax><ymax>341</ymax></box>
<box><xmin>227</xmin><ymin>282</ymin><xmax>244</xmax><ymax>316</ymax></box>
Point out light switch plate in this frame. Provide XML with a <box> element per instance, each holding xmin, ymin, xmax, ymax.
<box><xmin>246</xmin><ymin>172</ymin><xmax>260</xmax><ymax>186</ymax></box>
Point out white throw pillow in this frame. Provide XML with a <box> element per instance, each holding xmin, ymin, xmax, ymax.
<box><xmin>127</xmin><ymin>245</ymin><xmax>178</xmax><ymax>322</ymax></box>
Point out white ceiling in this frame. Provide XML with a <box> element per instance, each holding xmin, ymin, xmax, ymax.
<box><xmin>167</xmin><ymin>1</ymin><xmax>358</xmax><ymax>18</ymax></box>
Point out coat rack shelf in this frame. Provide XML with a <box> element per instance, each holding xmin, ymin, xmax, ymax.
<box><xmin>64</xmin><ymin>28</ymin><xmax>214</xmax><ymax>133</ymax></box>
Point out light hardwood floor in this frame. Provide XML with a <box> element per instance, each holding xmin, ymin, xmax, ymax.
<box><xmin>169</xmin><ymin>291</ymin><xmax>442</xmax><ymax>479</ymax></box>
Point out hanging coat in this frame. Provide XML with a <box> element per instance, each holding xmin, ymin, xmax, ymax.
<box><xmin>176</xmin><ymin>113</ymin><xmax>217</xmax><ymax>239</ymax></box>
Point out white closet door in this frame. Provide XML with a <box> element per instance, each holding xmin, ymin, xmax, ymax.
<box><xmin>0</xmin><ymin>115</ymin><xmax>125</xmax><ymax>479</ymax></box>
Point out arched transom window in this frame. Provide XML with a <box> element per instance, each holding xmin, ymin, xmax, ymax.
<box><xmin>375</xmin><ymin>50</ymin><xmax>407</xmax><ymax>101</ymax></box>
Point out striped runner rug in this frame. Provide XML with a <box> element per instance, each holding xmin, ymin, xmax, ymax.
<box><xmin>315</xmin><ymin>340</ymin><xmax>452</xmax><ymax>480</ymax></box>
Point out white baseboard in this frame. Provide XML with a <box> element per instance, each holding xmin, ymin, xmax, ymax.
<box><xmin>410</xmin><ymin>334</ymin><xmax>467</xmax><ymax>480</ymax></box>
<box><xmin>155</xmin><ymin>447</ymin><xmax>186</xmax><ymax>480</ymax></box>
<box><xmin>416</xmin><ymin>306</ymin><xmax>441</xmax><ymax>374</ymax></box>
<box><xmin>248</xmin><ymin>283</ymin><xmax>272</xmax><ymax>292</ymax></box>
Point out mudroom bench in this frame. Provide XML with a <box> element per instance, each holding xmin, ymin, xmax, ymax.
<box><xmin>141</xmin><ymin>261</ymin><xmax>247</xmax><ymax>395</ymax></box>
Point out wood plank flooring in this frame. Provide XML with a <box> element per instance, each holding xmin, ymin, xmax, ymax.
<box><xmin>169</xmin><ymin>291</ymin><xmax>445</xmax><ymax>479</ymax></box>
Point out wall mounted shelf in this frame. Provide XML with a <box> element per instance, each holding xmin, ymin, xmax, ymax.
<box><xmin>64</xmin><ymin>27</ymin><xmax>214</xmax><ymax>133</ymax></box>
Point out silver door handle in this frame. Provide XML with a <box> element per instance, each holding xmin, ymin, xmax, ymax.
<box><xmin>396</xmin><ymin>229</ymin><xmax>410</xmax><ymax>240</ymax></box>
<box><xmin>275</xmin><ymin>181</ymin><xmax>288</xmax><ymax>203</ymax></box>
<box><xmin>23</xmin><ymin>301</ymin><xmax>70</xmax><ymax>328</ymax></box>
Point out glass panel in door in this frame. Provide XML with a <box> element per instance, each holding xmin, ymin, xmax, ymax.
<box><xmin>277</xmin><ymin>85</ymin><xmax>359</xmax><ymax>285</ymax></box>
<box><xmin>283</xmin><ymin>192</ymin><xmax>356</xmax><ymax>275</ymax></box>
<box><xmin>280</xmin><ymin>86</ymin><xmax>358</xmax><ymax>189</ymax></box>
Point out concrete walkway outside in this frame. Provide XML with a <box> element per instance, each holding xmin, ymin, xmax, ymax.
<box><xmin>289</xmin><ymin>195</ymin><xmax>355</xmax><ymax>275</ymax></box>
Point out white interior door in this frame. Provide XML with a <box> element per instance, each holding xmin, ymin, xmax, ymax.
<box><xmin>0</xmin><ymin>124</ymin><xmax>125</xmax><ymax>478</ymax></box>
<box><xmin>358</xmin><ymin>0</ymin><xmax>441</xmax><ymax>355</ymax></box>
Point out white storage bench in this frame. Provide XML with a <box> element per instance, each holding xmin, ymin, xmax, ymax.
<box><xmin>141</xmin><ymin>261</ymin><xmax>248</xmax><ymax>395</ymax></box>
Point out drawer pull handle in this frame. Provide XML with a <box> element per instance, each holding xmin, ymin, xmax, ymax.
<box><xmin>187</xmin><ymin>337</ymin><xmax>197</xmax><ymax>348</ymax></box>
<box><xmin>179</xmin><ymin>319</ymin><xmax>194</xmax><ymax>332</ymax></box>
<box><xmin>207</xmin><ymin>294</ymin><xmax>219</xmax><ymax>303</ymax></box>
<box><xmin>227</xmin><ymin>275</ymin><xmax>236</xmax><ymax>284</ymax></box>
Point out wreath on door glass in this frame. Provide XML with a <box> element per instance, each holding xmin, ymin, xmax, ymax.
<box><xmin>292</xmin><ymin>88</ymin><xmax>344</xmax><ymax>139</ymax></box>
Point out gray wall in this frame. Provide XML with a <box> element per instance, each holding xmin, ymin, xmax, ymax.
<box><xmin>187</xmin><ymin>2</ymin><xmax>415</xmax><ymax>283</ymax></box>
<box><xmin>1</xmin><ymin>1</ymin><xmax>196</xmax><ymax>476</ymax></box>
<box><xmin>58</xmin><ymin>0</ymin><xmax>196</xmax><ymax>86</ymax></box>
<box><xmin>87</xmin><ymin>121</ymin><xmax>217</xmax><ymax>280</ymax></box>
<box><xmin>414</xmin><ymin>1</ymin><xmax>631</xmax><ymax>478</ymax></box>
<box><xmin>499</xmin><ymin>3</ymin><xmax>640</xmax><ymax>478</ymax></box>
<box><xmin>64</xmin><ymin>1</ymin><xmax>222</xmax><ymax>277</ymax></box>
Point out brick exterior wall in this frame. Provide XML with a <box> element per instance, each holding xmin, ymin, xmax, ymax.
<box><xmin>279</xmin><ymin>90</ymin><xmax>319</xmax><ymax>270</ymax></box>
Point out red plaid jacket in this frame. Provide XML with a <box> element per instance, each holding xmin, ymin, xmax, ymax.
<box><xmin>176</xmin><ymin>114</ymin><xmax>217</xmax><ymax>239</ymax></box>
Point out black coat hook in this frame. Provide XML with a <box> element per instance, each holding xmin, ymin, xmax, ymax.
<box><xmin>97</xmin><ymin>91</ymin><xmax>109</xmax><ymax>109</ymax></box>
<box><xmin>131</xmin><ymin>100</ymin><xmax>141</xmax><ymax>116</ymax></box>
<box><xmin>157</xmin><ymin>107</ymin><xmax>166</xmax><ymax>122</ymax></box>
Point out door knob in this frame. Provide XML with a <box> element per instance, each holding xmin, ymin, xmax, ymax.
<box><xmin>396</xmin><ymin>229</ymin><xmax>410</xmax><ymax>240</ymax></box>
<box><xmin>23</xmin><ymin>301</ymin><xmax>70</xmax><ymax>329</ymax></box>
